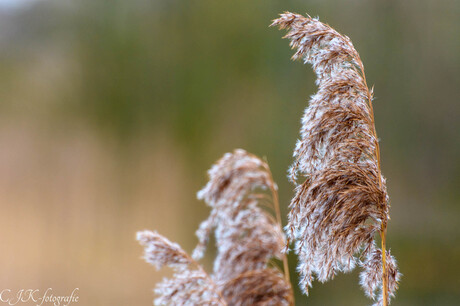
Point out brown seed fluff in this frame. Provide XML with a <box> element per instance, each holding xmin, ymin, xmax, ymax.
<box><xmin>272</xmin><ymin>11</ymin><xmax>399</xmax><ymax>304</ymax></box>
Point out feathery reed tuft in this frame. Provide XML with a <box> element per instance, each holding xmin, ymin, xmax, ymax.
<box><xmin>272</xmin><ymin>12</ymin><xmax>399</xmax><ymax>304</ymax></box>
<box><xmin>136</xmin><ymin>231</ymin><xmax>226</xmax><ymax>305</ymax></box>
<box><xmin>193</xmin><ymin>149</ymin><xmax>292</xmax><ymax>305</ymax></box>
<box><xmin>220</xmin><ymin>269</ymin><xmax>292</xmax><ymax>306</ymax></box>
<box><xmin>137</xmin><ymin>150</ymin><xmax>293</xmax><ymax>305</ymax></box>
<box><xmin>193</xmin><ymin>149</ymin><xmax>279</xmax><ymax>261</ymax></box>
<box><xmin>360</xmin><ymin>244</ymin><xmax>402</xmax><ymax>306</ymax></box>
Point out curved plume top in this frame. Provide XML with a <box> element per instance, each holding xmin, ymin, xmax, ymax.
<box><xmin>193</xmin><ymin>149</ymin><xmax>278</xmax><ymax>260</ymax></box>
<box><xmin>271</xmin><ymin>12</ymin><xmax>377</xmax><ymax>183</ymax></box>
<box><xmin>196</xmin><ymin>149</ymin><xmax>274</xmax><ymax>209</ymax></box>
<box><xmin>272</xmin><ymin>12</ymin><xmax>398</xmax><ymax>305</ymax></box>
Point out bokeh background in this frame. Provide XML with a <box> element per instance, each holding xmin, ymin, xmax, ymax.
<box><xmin>0</xmin><ymin>0</ymin><xmax>459</xmax><ymax>305</ymax></box>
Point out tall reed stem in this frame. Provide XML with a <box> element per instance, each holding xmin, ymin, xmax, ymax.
<box><xmin>272</xmin><ymin>184</ymin><xmax>295</xmax><ymax>306</ymax></box>
<box><xmin>272</xmin><ymin>181</ymin><xmax>290</xmax><ymax>283</ymax></box>
<box><xmin>369</xmin><ymin>99</ymin><xmax>389</xmax><ymax>306</ymax></box>
<box><xmin>380</xmin><ymin>226</ymin><xmax>388</xmax><ymax>306</ymax></box>
<box><xmin>263</xmin><ymin>159</ymin><xmax>294</xmax><ymax>305</ymax></box>
<box><xmin>358</xmin><ymin>53</ymin><xmax>389</xmax><ymax>306</ymax></box>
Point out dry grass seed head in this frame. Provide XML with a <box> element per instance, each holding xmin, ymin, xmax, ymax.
<box><xmin>194</xmin><ymin>149</ymin><xmax>292</xmax><ymax>303</ymax></box>
<box><xmin>137</xmin><ymin>231</ymin><xmax>226</xmax><ymax>305</ymax></box>
<box><xmin>359</xmin><ymin>244</ymin><xmax>402</xmax><ymax>305</ymax></box>
<box><xmin>221</xmin><ymin>269</ymin><xmax>293</xmax><ymax>306</ymax></box>
<box><xmin>272</xmin><ymin>12</ymin><xmax>397</xmax><ymax>300</ymax></box>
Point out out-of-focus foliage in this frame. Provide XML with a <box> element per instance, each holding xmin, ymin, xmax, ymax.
<box><xmin>0</xmin><ymin>0</ymin><xmax>458</xmax><ymax>305</ymax></box>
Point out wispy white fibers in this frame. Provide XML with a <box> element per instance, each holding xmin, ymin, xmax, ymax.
<box><xmin>272</xmin><ymin>12</ymin><xmax>399</xmax><ymax>304</ymax></box>
<box><xmin>137</xmin><ymin>231</ymin><xmax>226</xmax><ymax>305</ymax></box>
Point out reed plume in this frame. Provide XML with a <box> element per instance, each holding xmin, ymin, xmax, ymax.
<box><xmin>272</xmin><ymin>12</ymin><xmax>400</xmax><ymax>305</ymax></box>
<box><xmin>360</xmin><ymin>243</ymin><xmax>401</xmax><ymax>304</ymax></box>
<box><xmin>137</xmin><ymin>149</ymin><xmax>293</xmax><ymax>305</ymax></box>
<box><xmin>136</xmin><ymin>231</ymin><xmax>226</xmax><ymax>305</ymax></box>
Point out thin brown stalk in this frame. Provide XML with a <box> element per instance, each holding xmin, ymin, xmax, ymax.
<box><xmin>261</xmin><ymin>158</ymin><xmax>294</xmax><ymax>305</ymax></box>
<box><xmin>381</xmin><ymin>226</ymin><xmax>388</xmax><ymax>306</ymax></box>
<box><xmin>262</xmin><ymin>158</ymin><xmax>291</xmax><ymax>284</ymax></box>
<box><xmin>363</xmin><ymin>60</ymin><xmax>389</xmax><ymax>306</ymax></box>
<box><xmin>352</xmin><ymin>17</ymin><xmax>389</xmax><ymax>306</ymax></box>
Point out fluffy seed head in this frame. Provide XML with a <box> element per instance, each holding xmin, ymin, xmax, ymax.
<box><xmin>359</xmin><ymin>244</ymin><xmax>402</xmax><ymax>305</ymax></box>
<box><xmin>137</xmin><ymin>231</ymin><xmax>226</xmax><ymax>305</ymax></box>
<box><xmin>220</xmin><ymin>269</ymin><xmax>293</xmax><ymax>306</ymax></box>
<box><xmin>272</xmin><ymin>11</ymin><xmax>398</xmax><ymax>300</ymax></box>
<box><xmin>137</xmin><ymin>231</ymin><xmax>192</xmax><ymax>271</ymax></box>
<box><xmin>195</xmin><ymin>149</ymin><xmax>292</xmax><ymax>303</ymax></box>
<box><xmin>138</xmin><ymin>149</ymin><xmax>293</xmax><ymax>305</ymax></box>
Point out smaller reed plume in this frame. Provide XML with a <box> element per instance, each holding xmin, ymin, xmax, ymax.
<box><xmin>137</xmin><ymin>149</ymin><xmax>293</xmax><ymax>305</ymax></box>
<box><xmin>272</xmin><ymin>12</ymin><xmax>401</xmax><ymax>305</ymax></box>
<box><xmin>137</xmin><ymin>231</ymin><xmax>226</xmax><ymax>305</ymax></box>
<box><xmin>359</xmin><ymin>243</ymin><xmax>401</xmax><ymax>305</ymax></box>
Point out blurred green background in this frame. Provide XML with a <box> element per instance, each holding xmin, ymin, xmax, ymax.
<box><xmin>0</xmin><ymin>0</ymin><xmax>459</xmax><ymax>305</ymax></box>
